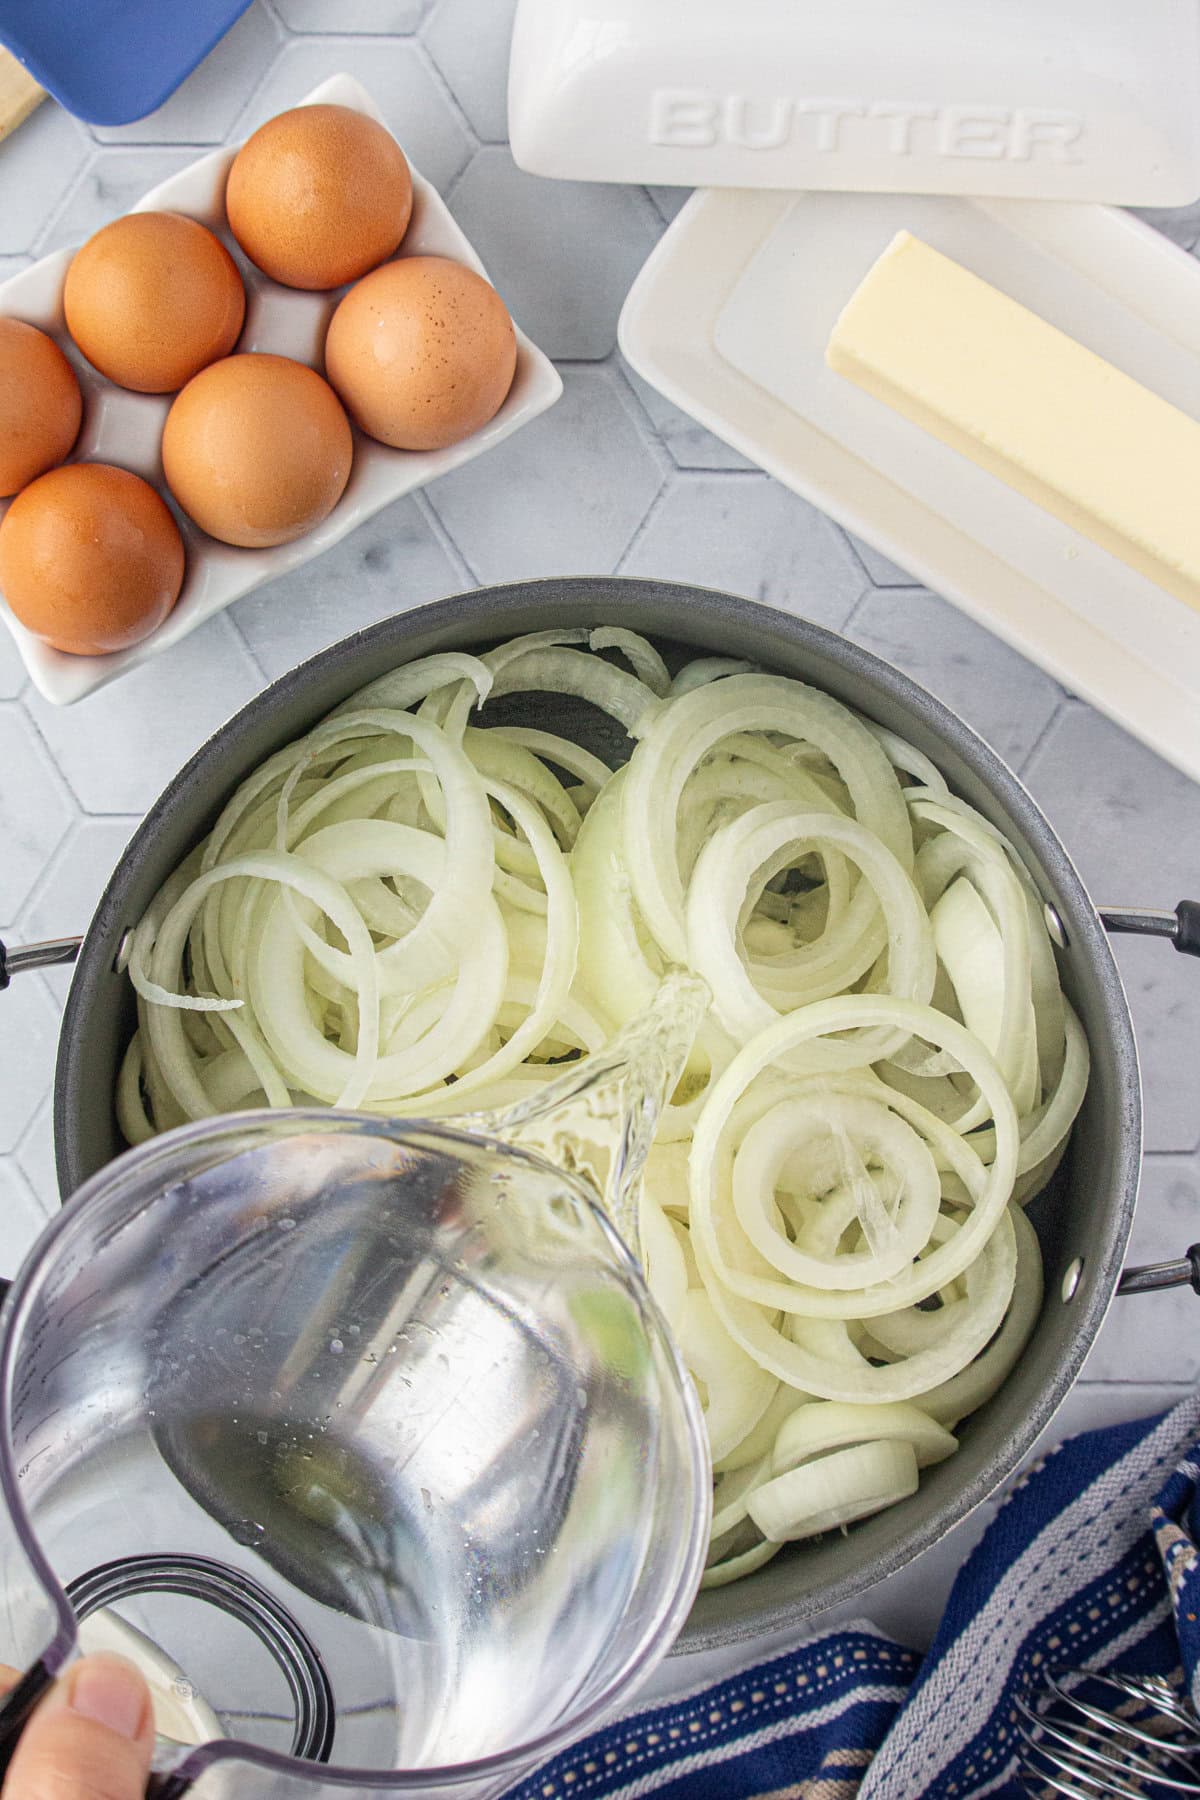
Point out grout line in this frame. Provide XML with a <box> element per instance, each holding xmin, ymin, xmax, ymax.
<box><xmin>27</xmin><ymin>150</ymin><xmax>94</xmax><ymax>260</ymax></box>
<box><xmin>840</xmin><ymin>584</ymin><xmax>878</xmax><ymax>635</ymax></box>
<box><xmin>87</xmin><ymin>129</ymin><xmax>241</xmax><ymax>151</ymax></box>
<box><xmin>223</xmin><ymin>610</ymin><xmax>271</xmax><ymax>686</ymax></box>
<box><xmin>416</xmin><ymin>485</ymin><xmax>482</xmax><ymax>587</ymax></box>
<box><xmin>833</xmin><ymin>526</ymin><xmax>871</xmax><ymax>589</ymax></box>
<box><xmin>411</xmin><ymin>484</ymin><xmax>477</xmax><ymax>586</ymax></box>
<box><xmin>8</xmin><ymin>815</ymin><xmax>82</xmax><ymax>940</ymax></box>
<box><xmin>1010</xmin><ymin>693</ymin><xmax>1071</xmax><ymax>781</ymax></box>
<box><xmin>625</xmin><ymin>462</ymin><xmax>767</xmax><ymax>483</ymax></box>
<box><xmin>612</xmin><ymin>472</ymin><xmax>671</xmax><ymax>575</ymax></box>
<box><xmin>13</xmin><ymin>1105</ymin><xmax>54</xmax><ymax>1220</ymax></box>
<box><xmin>643</xmin><ymin>186</ymin><xmax>691</xmax><ymax>229</ymax></box>
<box><xmin>3</xmin><ymin>697</ymin><xmax>78</xmax><ymax>817</ymax></box>
<box><xmin>627</xmin><ymin>180</ymin><xmax>673</xmax><ymax>237</ymax></box>
<box><xmin>260</xmin><ymin>0</ymin><xmax>298</xmax><ymax>36</ymax></box>
<box><xmin>603</xmin><ymin>352</ymin><xmax>674</xmax><ymax>480</ymax></box>
<box><xmin>220</xmin><ymin>12</ymin><xmax>300</xmax><ymax>141</ymax></box>
<box><xmin>33</xmin><ymin>968</ymin><xmax>64</xmax><ymax>1020</ymax></box>
<box><xmin>410</xmin><ymin>35</ymin><xmax>483</xmax><ymax>165</ymax></box>
<box><xmin>0</xmin><ymin>1152</ymin><xmax>42</xmax><ymax>1211</ymax></box>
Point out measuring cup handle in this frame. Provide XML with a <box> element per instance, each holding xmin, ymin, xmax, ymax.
<box><xmin>147</xmin><ymin>1776</ymin><xmax>191</xmax><ymax>1798</ymax></box>
<box><xmin>0</xmin><ymin>1661</ymin><xmax>55</xmax><ymax>1780</ymax></box>
<box><xmin>0</xmin><ymin>1660</ymin><xmax>194</xmax><ymax>1799</ymax></box>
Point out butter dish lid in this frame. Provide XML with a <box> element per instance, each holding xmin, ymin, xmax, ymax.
<box><xmin>508</xmin><ymin>0</ymin><xmax>1200</xmax><ymax>206</ymax></box>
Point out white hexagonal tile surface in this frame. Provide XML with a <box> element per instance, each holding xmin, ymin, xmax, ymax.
<box><xmin>0</xmin><ymin>104</ymin><xmax>90</xmax><ymax>254</ymax></box>
<box><xmin>39</xmin><ymin>149</ymin><xmax>202</xmax><ymax>254</ymax></box>
<box><xmin>424</xmin><ymin>0</ymin><xmax>517</xmax><ymax>143</ymax></box>
<box><xmin>0</xmin><ymin>1159</ymin><xmax>52</xmax><ymax>1278</ymax></box>
<box><xmin>23</xmin><ymin>617</ymin><xmax>262</xmax><ymax>815</ymax></box>
<box><xmin>0</xmin><ymin>708</ymin><xmax>72</xmax><ymax>926</ymax></box>
<box><xmin>447</xmin><ymin>149</ymin><xmax>662</xmax><ymax>359</ymax></box>
<box><xmin>232</xmin><ymin>495</ymin><xmax>463</xmax><ymax>680</ymax></box>
<box><xmin>426</xmin><ymin>366</ymin><xmax>663</xmax><ymax>581</ymax></box>
<box><xmin>1022</xmin><ymin>705</ymin><xmax>1200</xmax><ymax>1153</ymax></box>
<box><xmin>841</xmin><ymin>530</ymin><xmax>922</xmax><ymax>590</ymax></box>
<box><xmin>19</xmin><ymin>818</ymin><xmax>140</xmax><ymax>1004</ymax></box>
<box><xmin>272</xmin><ymin>0</ymin><xmax>430</xmax><ymax>31</ymax></box>
<box><xmin>848</xmin><ymin>587</ymin><xmax>1063</xmax><ymax>772</ymax></box>
<box><xmin>0</xmin><ymin>976</ymin><xmax>58</xmax><ymax>1155</ymax></box>
<box><xmin>622</xmin><ymin>473</ymin><xmax>867</xmax><ymax>633</ymax></box>
<box><xmin>0</xmin><ymin>630</ymin><xmax>26</xmax><ymax>702</ymax></box>
<box><xmin>1081</xmin><ymin>1158</ymin><xmax>1200</xmax><ymax>1382</ymax></box>
<box><xmin>618</xmin><ymin>360</ymin><xmax>754</xmax><ymax>472</ymax></box>
<box><xmin>14</xmin><ymin>1102</ymin><xmax>59</xmax><ymax>1215</ymax></box>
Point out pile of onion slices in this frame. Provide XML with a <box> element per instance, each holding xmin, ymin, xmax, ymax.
<box><xmin>120</xmin><ymin>627</ymin><xmax>1088</xmax><ymax>1586</ymax></box>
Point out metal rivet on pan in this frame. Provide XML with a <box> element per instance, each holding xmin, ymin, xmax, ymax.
<box><xmin>1044</xmin><ymin>904</ymin><xmax>1069</xmax><ymax>949</ymax></box>
<box><xmin>1061</xmin><ymin>1257</ymin><xmax>1084</xmax><ymax>1302</ymax></box>
<box><xmin>112</xmin><ymin>929</ymin><xmax>134</xmax><ymax>974</ymax></box>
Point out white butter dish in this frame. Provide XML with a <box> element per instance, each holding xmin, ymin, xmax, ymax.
<box><xmin>618</xmin><ymin>189</ymin><xmax>1200</xmax><ymax>784</ymax></box>
<box><xmin>509</xmin><ymin>0</ymin><xmax>1200</xmax><ymax>205</ymax></box>
<box><xmin>0</xmin><ymin>73</ymin><xmax>562</xmax><ymax>707</ymax></box>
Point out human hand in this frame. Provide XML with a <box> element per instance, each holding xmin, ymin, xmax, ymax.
<box><xmin>0</xmin><ymin>1654</ymin><xmax>153</xmax><ymax>1800</ymax></box>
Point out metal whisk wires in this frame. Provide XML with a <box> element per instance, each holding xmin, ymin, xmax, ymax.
<box><xmin>1017</xmin><ymin>1669</ymin><xmax>1200</xmax><ymax>1798</ymax></box>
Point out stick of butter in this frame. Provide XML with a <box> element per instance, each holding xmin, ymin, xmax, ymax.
<box><xmin>826</xmin><ymin>231</ymin><xmax>1200</xmax><ymax>614</ymax></box>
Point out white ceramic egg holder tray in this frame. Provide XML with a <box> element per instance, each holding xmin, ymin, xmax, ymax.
<box><xmin>0</xmin><ymin>73</ymin><xmax>562</xmax><ymax>705</ymax></box>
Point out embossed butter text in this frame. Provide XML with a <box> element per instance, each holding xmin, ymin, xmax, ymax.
<box><xmin>647</xmin><ymin>91</ymin><xmax>1084</xmax><ymax>161</ymax></box>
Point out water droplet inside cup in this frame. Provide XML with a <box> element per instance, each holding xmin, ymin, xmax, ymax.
<box><xmin>231</xmin><ymin>1518</ymin><xmax>265</xmax><ymax>1546</ymax></box>
<box><xmin>330</xmin><ymin>1338</ymin><xmax>344</xmax><ymax>1355</ymax></box>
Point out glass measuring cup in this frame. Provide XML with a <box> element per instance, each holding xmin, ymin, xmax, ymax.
<box><xmin>0</xmin><ymin>983</ymin><xmax>711</xmax><ymax>1799</ymax></box>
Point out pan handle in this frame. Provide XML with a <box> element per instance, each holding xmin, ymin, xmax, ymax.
<box><xmin>1098</xmin><ymin>901</ymin><xmax>1200</xmax><ymax>1296</ymax></box>
<box><xmin>1098</xmin><ymin>902</ymin><xmax>1200</xmax><ymax>956</ymax></box>
<box><xmin>0</xmin><ymin>935</ymin><xmax>83</xmax><ymax>990</ymax></box>
<box><xmin>0</xmin><ymin>938</ymin><xmax>78</xmax><ymax>1304</ymax></box>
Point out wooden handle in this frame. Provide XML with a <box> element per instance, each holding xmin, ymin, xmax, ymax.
<box><xmin>0</xmin><ymin>48</ymin><xmax>44</xmax><ymax>143</ymax></box>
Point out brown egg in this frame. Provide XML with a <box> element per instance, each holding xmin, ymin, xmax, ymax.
<box><xmin>64</xmin><ymin>211</ymin><xmax>245</xmax><ymax>394</ymax></box>
<box><xmin>162</xmin><ymin>353</ymin><xmax>353</xmax><ymax>549</ymax></box>
<box><xmin>0</xmin><ymin>319</ymin><xmax>82</xmax><ymax>496</ymax></box>
<box><xmin>324</xmin><ymin>256</ymin><xmax>517</xmax><ymax>452</ymax></box>
<box><xmin>226</xmin><ymin>104</ymin><xmax>413</xmax><ymax>291</ymax></box>
<box><xmin>0</xmin><ymin>464</ymin><xmax>184</xmax><ymax>655</ymax></box>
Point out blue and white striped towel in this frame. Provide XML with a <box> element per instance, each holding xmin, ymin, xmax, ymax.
<box><xmin>509</xmin><ymin>1392</ymin><xmax>1200</xmax><ymax>1800</ymax></box>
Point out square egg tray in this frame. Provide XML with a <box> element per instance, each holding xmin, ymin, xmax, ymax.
<box><xmin>0</xmin><ymin>72</ymin><xmax>563</xmax><ymax>705</ymax></box>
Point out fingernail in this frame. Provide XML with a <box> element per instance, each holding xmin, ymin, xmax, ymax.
<box><xmin>66</xmin><ymin>1656</ymin><xmax>149</xmax><ymax>1740</ymax></box>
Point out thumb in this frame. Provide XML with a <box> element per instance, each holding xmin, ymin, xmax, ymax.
<box><xmin>3</xmin><ymin>1654</ymin><xmax>153</xmax><ymax>1800</ymax></box>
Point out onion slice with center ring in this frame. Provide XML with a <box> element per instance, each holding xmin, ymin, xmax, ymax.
<box><xmin>749</xmin><ymin>1439</ymin><xmax>920</xmax><ymax>1542</ymax></box>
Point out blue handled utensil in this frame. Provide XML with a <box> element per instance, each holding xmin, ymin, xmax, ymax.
<box><xmin>0</xmin><ymin>0</ymin><xmax>253</xmax><ymax>127</ymax></box>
